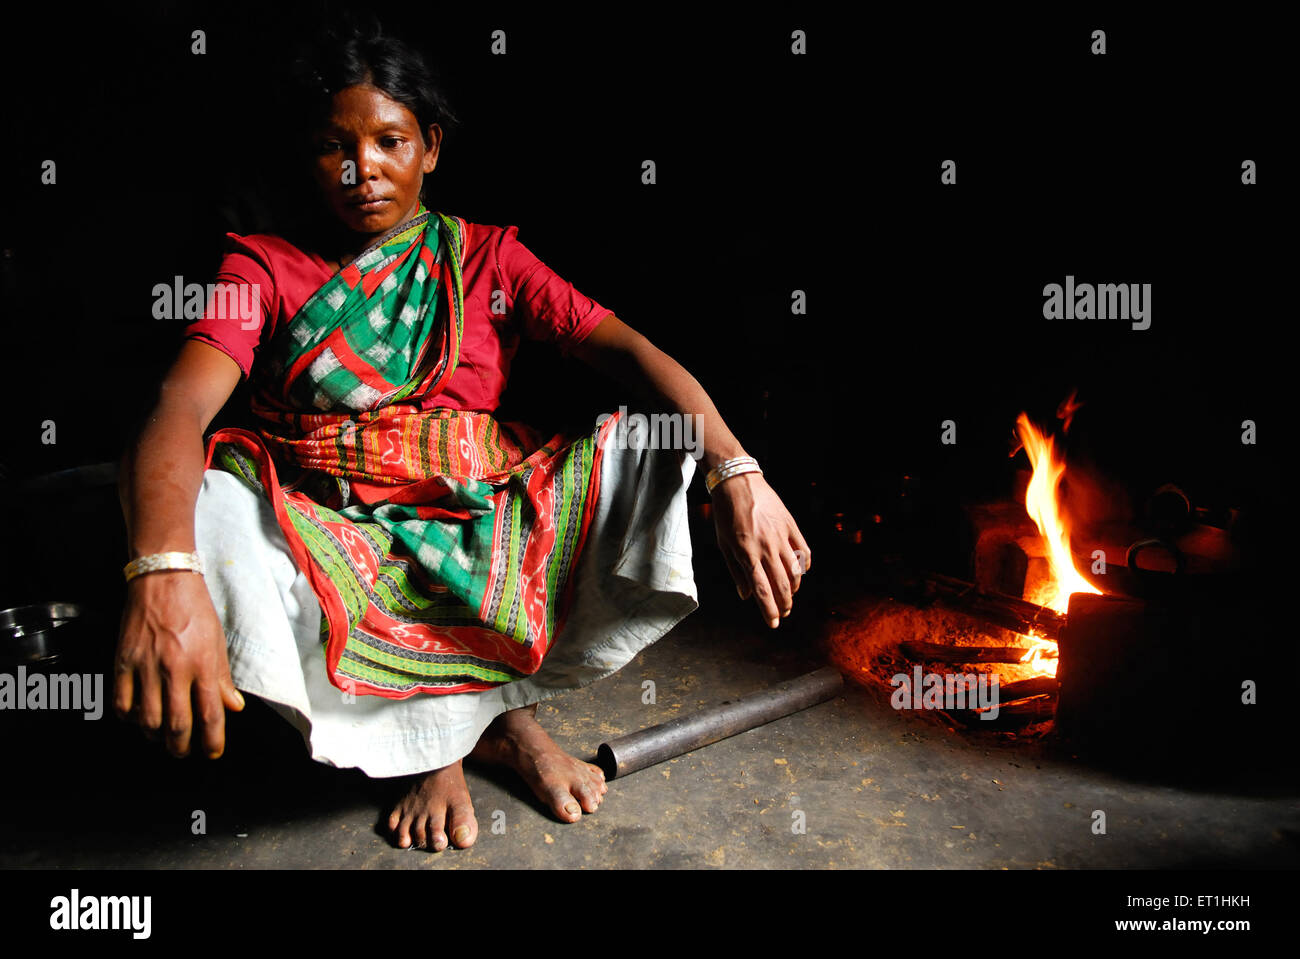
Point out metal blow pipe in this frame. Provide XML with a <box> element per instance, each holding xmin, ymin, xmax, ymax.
<box><xmin>595</xmin><ymin>666</ymin><xmax>844</xmax><ymax>779</ymax></box>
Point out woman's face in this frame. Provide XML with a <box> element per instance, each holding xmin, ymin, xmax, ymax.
<box><xmin>309</xmin><ymin>84</ymin><xmax>441</xmax><ymax>242</ymax></box>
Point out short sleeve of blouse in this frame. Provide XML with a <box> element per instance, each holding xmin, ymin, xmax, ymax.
<box><xmin>495</xmin><ymin>225</ymin><xmax>613</xmax><ymax>355</ymax></box>
<box><xmin>183</xmin><ymin>234</ymin><xmax>276</xmax><ymax>378</ymax></box>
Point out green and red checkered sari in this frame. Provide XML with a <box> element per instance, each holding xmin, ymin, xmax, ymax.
<box><xmin>204</xmin><ymin>207</ymin><xmax>616</xmax><ymax>698</ymax></box>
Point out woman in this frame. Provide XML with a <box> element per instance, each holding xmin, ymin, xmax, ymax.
<box><xmin>115</xmin><ymin>24</ymin><xmax>811</xmax><ymax>852</ymax></box>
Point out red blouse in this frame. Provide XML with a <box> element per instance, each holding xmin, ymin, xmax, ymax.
<box><xmin>184</xmin><ymin>220</ymin><xmax>614</xmax><ymax>412</ymax></box>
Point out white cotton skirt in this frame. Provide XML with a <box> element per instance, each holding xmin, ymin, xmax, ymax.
<box><xmin>193</xmin><ymin>432</ymin><xmax>699</xmax><ymax>778</ymax></box>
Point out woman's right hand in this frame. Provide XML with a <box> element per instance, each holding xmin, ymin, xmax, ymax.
<box><xmin>114</xmin><ymin>571</ymin><xmax>245</xmax><ymax>758</ymax></box>
<box><xmin>116</xmin><ymin>341</ymin><xmax>246</xmax><ymax>758</ymax></box>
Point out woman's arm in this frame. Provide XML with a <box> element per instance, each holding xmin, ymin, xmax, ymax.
<box><xmin>115</xmin><ymin>341</ymin><xmax>246</xmax><ymax>758</ymax></box>
<box><xmin>569</xmin><ymin>315</ymin><xmax>812</xmax><ymax>628</ymax></box>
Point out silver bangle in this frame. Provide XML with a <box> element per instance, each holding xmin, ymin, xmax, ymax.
<box><xmin>705</xmin><ymin>456</ymin><xmax>762</xmax><ymax>495</ymax></box>
<box><xmin>123</xmin><ymin>551</ymin><xmax>205</xmax><ymax>583</ymax></box>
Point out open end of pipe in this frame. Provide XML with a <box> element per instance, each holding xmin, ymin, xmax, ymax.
<box><xmin>595</xmin><ymin>743</ymin><xmax>618</xmax><ymax>781</ymax></box>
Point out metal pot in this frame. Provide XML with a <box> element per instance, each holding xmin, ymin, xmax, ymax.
<box><xmin>0</xmin><ymin>602</ymin><xmax>83</xmax><ymax>665</ymax></box>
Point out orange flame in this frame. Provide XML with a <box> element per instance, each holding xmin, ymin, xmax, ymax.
<box><xmin>1055</xmin><ymin>389</ymin><xmax>1084</xmax><ymax>435</ymax></box>
<box><xmin>1019</xmin><ymin>635</ymin><xmax>1059</xmax><ymax>678</ymax></box>
<box><xmin>1012</xmin><ymin>409</ymin><xmax>1102</xmax><ymax>680</ymax></box>
<box><xmin>1015</xmin><ymin>412</ymin><xmax>1102</xmax><ymax>615</ymax></box>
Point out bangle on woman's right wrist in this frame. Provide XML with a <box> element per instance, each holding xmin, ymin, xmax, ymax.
<box><xmin>123</xmin><ymin>551</ymin><xmax>205</xmax><ymax>583</ymax></box>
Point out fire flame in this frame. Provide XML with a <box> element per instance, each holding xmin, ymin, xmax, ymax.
<box><xmin>1015</xmin><ymin>412</ymin><xmax>1102</xmax><ymax>614</ymax></box>
<box><xmin>1019</xmin><ymin>635</ymin><xmax>1059</xmax><ymax>677</ymax></box>
<box><xmin>1014</xmin><ymin>410</ymin><xmax>1102</xmax><ymax>678</ymax></box>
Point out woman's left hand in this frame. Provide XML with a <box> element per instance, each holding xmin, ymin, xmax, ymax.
<box><xmin>709</xmin><ymin>471</ymin><xmax>812</xmax><ymax>628</ymax></box>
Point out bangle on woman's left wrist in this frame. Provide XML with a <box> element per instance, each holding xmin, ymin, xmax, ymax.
<box><xmin>705</xmin><ymin>456</ymin><xmax>761</xmax><ymax>496</ymax></box>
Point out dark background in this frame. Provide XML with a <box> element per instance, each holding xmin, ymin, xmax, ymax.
<box><xmin>0</xmin><ymin>6</ymin><xmax>1289</xmax><ymax>607</ymax></box>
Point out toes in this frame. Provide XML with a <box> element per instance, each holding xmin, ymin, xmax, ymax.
<box><xmin>422</xmin><ymin>806</ymin><xmax>449</xmax><ymax>852</ymax></box>
<box><xmin>392</xmin><ymin>810</ymin><xmax>414</xmax><ymax>849</ymax></box>
<box><xmin>574</xmin><ymin>781</ymin><xmax>601</xmax><ymax>813</ymax></box>
<box><xmin>428</xmin><ymin>818</ymin><xmax>449</xmax><ymax>852</ymax></box>
<box><xmin>447</xmin><ymin>802</ymin><xmax>478</xmax><ymax>848</ymax></box>
<box><xmin>410</xmin><ymin>813</ymin><xmax>448</xmax><ymax>852</ymax></box>
<box><xmin>586</xmin><ymin>763</ymin><xmax>608</xmax><ymax>795</ymax></box>
<box><xmin>550</xmin><ymin>787</ymin><xmax>583</xmax><ymax>822</ymax></box>
<box><xmin>388</xmin><ymin>765</ymin><xmax>474</xmax><ymax>852</ymax></box>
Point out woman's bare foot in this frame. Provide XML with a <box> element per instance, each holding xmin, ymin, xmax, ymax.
<box><xmin>470</xmin><ymin>704</ymin><xmax>608</xmax><ymax>823</ymax></box>
<box><xmin>387</xmin><ymin>759</ymin><xmax>478</xmax><ymax>851</ymax></box>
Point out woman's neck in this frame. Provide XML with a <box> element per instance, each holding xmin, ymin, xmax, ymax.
<box><xmin>316</xmin><ymin>201</ymin><xmax>425</xmax><ymax>270</ymax></box>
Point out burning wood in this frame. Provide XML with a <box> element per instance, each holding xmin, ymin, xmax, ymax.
<box><xmin>907</xmin><ymin>571</ymin><xmax>1066</xmax><ymax>641</ymax></box>
<box><xmin>931</xmin><ymin>675</ymin><xmax>1060</xmax><ymax>731</ymax></box>
<box><xmin>830</xmin><ymin>393</ymin><xmax>1116</xmax><ymax>728</ymax></box>
<box><xmin>899</xmin><ymin>640</ymin><xmax>1057</xmax><ymax>665</ymax></box>
<box><xmin>991</xmin><ymin>677</ymin><xmax>1059</xmax><ymax>702</ymax></box>
<box><xmin>943</xmin><ymin>693</ymin><xmax>1058</xmax><ymax>729</ymax></box>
